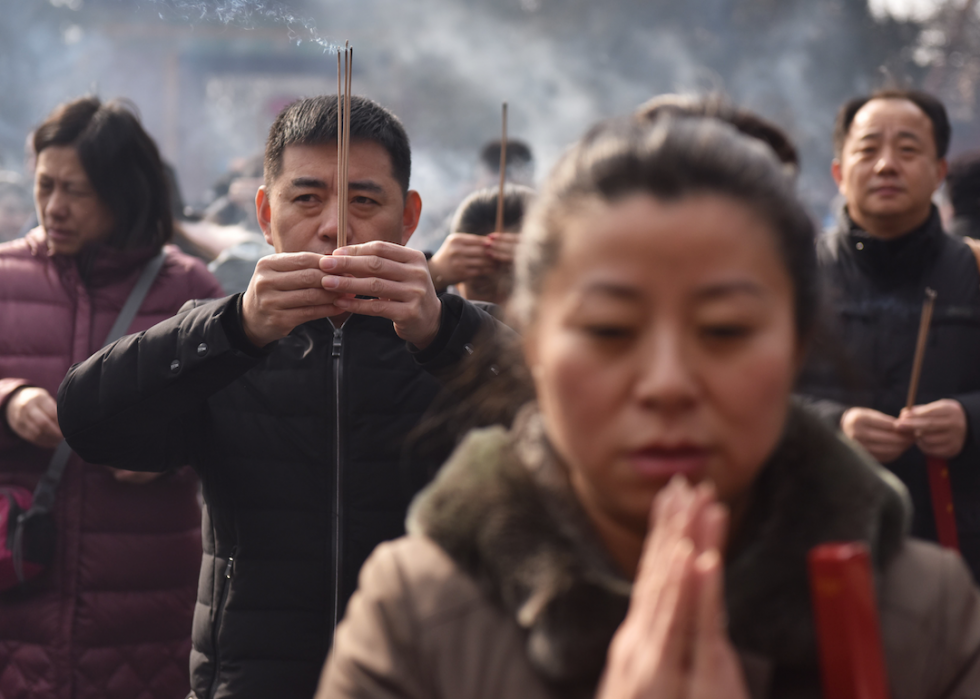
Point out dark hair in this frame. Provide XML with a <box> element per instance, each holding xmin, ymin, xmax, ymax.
<box><xmin>514</xmin><ymin>116</ymin><xmax>818</xmax><ymax>340</ymax></box>
<box><xmin>833</xmin><ymin>89</ymin><xmax>951</xmax><ymax>159</ymax></box>
<box><xmin>636</xmin><ymin>94</ymin><xmax>800</xmax><ymax>174</ymax></box>
<box><xmin>33</xmin><ymin>96</ymin><xmax>173</xmax><ymax>252</ymax></box>
<box><xmin>480</xmin><ymin>139</ymin><xmax>534</xmax><ymax>175</ymax></box>
<box><xmin>451</xmin><ymin>184</ymin><xmax>536</xmax><ymax>236</ymax></box>
<box><xmin>264</xmin><ymin>95</ymin><xmax>411</xmax><ymax>195</ymax></box>
<box><xmin>946</xmin><ymin>151</ymin><xmax>980</xmax><ymax>219</ymax></box>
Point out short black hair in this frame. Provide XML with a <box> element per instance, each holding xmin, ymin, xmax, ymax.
<box><xmin>833</xmin><ymin>89</ymin><xmax>951</xmax><ymax>159</ymax></box>
<box><xmin>451</xmin><ymin>184</ymin><xmax>535</xmax><ymax>236</ymax></box>
<box><xmin>637</xmin><ymin>94</ymin><xmax>800</xmax><ymax>174</ymax></box>
<box><xmin>947</xmin><ymin>151</ymin><xmax>980</xmax><ymax>218</ymax></box>
<box><xmin>34</xmin><ymin>96</ymin><xmax>173</xmax><ymax>252</ymax></box>
<box><xmin>264</xmin><ymin>95</ymin><xmax>411</xmax><ymax>195</ymax></box>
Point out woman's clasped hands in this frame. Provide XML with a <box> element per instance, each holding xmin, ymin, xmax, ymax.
<box><xmin>598</xmin><ymin>478</ymin><xmax>750</xmax><ymax>699</ymax></box>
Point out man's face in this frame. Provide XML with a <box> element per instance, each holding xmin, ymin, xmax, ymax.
<box><xmin>256</xmin><ymin>141</ymin><xmax>421</xmax><ymax>254</ymax></box>
<box><xmin>832</xmin><ymin>98</ymin><xmax>947</xmax><ymax>237</ymax></box>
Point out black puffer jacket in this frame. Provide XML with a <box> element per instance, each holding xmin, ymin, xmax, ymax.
<box><xmin>57</xmin><ymin>292</ymin><xmax>494</xmax><ymax>699</ymax></box>
<box><xmin>798</xmin><ymin>207</ymin><xmax>980</xmax><ymax>576</ymax></box>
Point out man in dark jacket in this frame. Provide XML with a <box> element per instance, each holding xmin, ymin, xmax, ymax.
<box><xmin>799</xmin><ymin>89</ymin><xmax>980</xmax><ymax>579</ymax></box>
<box><xmin>57</xmin><ymin>95</ymin><xmax>496</xmax><ymax>699</ymax></box>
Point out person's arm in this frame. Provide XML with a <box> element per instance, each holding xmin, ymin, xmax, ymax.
<box><xmin>57</xmin><ymin>295</ymin><xmax>269</xmax><ymax>472</ymax></box>
<box><xmin>409</xmin><ymin>293</ymin><xmax>505</xmax><ymax>379</ymax></box>
<box><xmin>0</xmin><ymin>378</ymin><xmax>34</xmax><ymax>450</ymax></box>
<box><xmin>953</xmin><ymin>391</ymin><xmax>980</xmax><ymax>453</ymax></box>
<box><xmin>316</xmin><ymin>542</ymin><xmax>428</xmax><ymax>699</ymax></box>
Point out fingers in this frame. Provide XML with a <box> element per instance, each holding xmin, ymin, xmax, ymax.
<box><xmin>485</xmin><ymin>232</ymin><xmax>519</xmax><ymax>263</ymax></box>
<box><xmin>689</xmin><ymin>548</ymin><xmax>751</xmax><ymax>699</ymax></box>
<box><xmin>260</xmin><ymin>252</ymin><xmax>330</xmax><ymax>273</ymax></box>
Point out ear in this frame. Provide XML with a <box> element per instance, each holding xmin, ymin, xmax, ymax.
<box><xmin>937</xmin><ymin>157</ymin><xmax>949</xmax><ymax>184</ymax></box>
<box><xmin>398</xmin><ymin>190</ymin><xmax>423</xmax><ymax>246</ymax></box>
<box><xmin>830</xmin><ymin>159</ymin><xmax>844</xmax><ymax>192</ymax></box>
<box><xmin>256</xmin><ymin>185</ymin><xmax>275</xmax><ymax>248</ymax></box>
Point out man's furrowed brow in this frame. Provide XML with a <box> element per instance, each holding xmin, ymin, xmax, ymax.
<box><xmin>290</xmin><ymin>177</ymin><xmax>328</xmax><ymax>189</ymax></box>
<box><xmin>348</xmin><ymin>180</ymin><xmax>385</xmax><ymax>195</ymax></box>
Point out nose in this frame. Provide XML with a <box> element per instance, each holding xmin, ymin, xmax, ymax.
<box><xmin>634</xmin><ymin>326</ymin><xmax>699</xmax><ymax>414</ymax></box>
<box><xmin>873</xmin><ymin>145</ymin><xmax>900</xmax><ymax>176</ymax></box>
<box><xmin>317</xmin><ymin>191</ymin><xmax>343</xmax><ymax>245</ymax></box>
<box><xmin>44</xmin><ymin>186</ymin><xmax>68</xmax><ymax>221</ymax></box>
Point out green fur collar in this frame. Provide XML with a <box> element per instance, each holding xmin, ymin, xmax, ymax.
<box><xmin>407</xmin><ymin>403</ymin><xmax>910</xmax><ymax>695</ymax></box>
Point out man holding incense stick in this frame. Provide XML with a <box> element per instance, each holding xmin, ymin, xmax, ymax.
<box><xmin>799</xmin><ymin>88</ymin><xmax>980</xmax><ymax>580</ymax></box>
<box><xmin>56</xmin><ymin>95</ymin><xmax>498</xmax><ymax>699</ymax></box>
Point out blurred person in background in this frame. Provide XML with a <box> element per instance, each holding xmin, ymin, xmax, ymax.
<box><xmin>0</xmin><ymin>96</ymin><xmax>223</xmax><ymax>699</ymax></box>
<box><xmin>318</xmin><ymin>113</ymin><xmax>980</xmax><ymax>699</ymax></box>
<box><xmin>0</xmin><ymin>173</ymin><xmax>32</xmax><ymax>242</ymax></box>
<box><xmin>797</xmin><ymin>89</ymin><xmax>980</xmax><ymax>581</ymax></box>
<box><xmin>943</xmin><ymin>151</ymin><xmax>980</xmax><ymax>240</ymax></box>
<box><xmin>427</xmin><ymin>183</ymin><xmax>534</xmax><ymax>307</ymax></box>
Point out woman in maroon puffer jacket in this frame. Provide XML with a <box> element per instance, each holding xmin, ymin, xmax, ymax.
<box><xmin>0</xmin><ymin>97</ymin><xmax>223</xmax><ymax>699</ymax></box>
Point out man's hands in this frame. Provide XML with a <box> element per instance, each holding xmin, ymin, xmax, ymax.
<box><xmin>898</xmin><ymin>399</ymin><xmax>968</xmax><ymax>459</ymax></box>
<box><xmin>427</xmin><ymin>232</ymin><xmax>520</xmax><ymax>288</ymax></box>
<box><xmin>319</xmin><ymin>242</ymin><xmax>442</xmax><ymax>349</ymax></box>
<box><xmin>241</xmin><ymin>252</ymin><xmax>344</xmax><ymax>347</ymax></box>
<box><xmin>242</xmin><ymin>244</ymin><xmax>443</xmax><ymax>350</ymax></box>
<box><xmin>841</xmin><ymin>399</ymin><xmax>968</xmax><ymax>462</ymax></box>
<box><xmin>5</xmin><ymin>386</ymin><xmax>63</xmax><ymax>449</ymax></box>
<box><xmin>841</xmin><ymin>407</ymin><xmax>914</xmax><ymax>463</ymax></box>
<box><xmin>597</xmin><ymin>479</ymin><xmax>749</xmax><ymax>699</ymax></box>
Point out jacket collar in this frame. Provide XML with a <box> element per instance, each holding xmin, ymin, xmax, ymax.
<box><xmin>26</xmin><ymin>227</ymin><xmax>160</xmax><ymax>288</ymax></box>
<box><xmin>834</xmin><ymin>205</ymin><xmax>944</xmax><ymax>287</ymax></box>
<box><xmin>408</xmin><ymin>402</ymin><xmax>910</xmax><ymax>696</ymax></box>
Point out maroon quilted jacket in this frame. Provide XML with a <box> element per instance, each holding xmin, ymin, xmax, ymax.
<box><xmin>0</xmin><ymin>230</ymin><xmax>223</xmax><ymax>699</ymax></box>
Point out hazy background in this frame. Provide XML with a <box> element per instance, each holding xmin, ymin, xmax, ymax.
<box><xmin>1</xmin><ymin>0</ymin><xmax>977</xmax><ymax>247</ymax></box>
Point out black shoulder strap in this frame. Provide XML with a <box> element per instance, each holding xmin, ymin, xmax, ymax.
<box><xmin>30</xmin><ymin>250</ymin><xmax>167</xmax><ymax>514</ymax></box>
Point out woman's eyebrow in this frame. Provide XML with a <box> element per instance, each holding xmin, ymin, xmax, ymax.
<box><xmin>694</xmin><ymin>280</ymin><xmax>765</xmax><ymax>300</ymax></box>
<box><xmin>581</xmin><ymin>281</ymin><xmax>642</xmax><ymax>300</ymax></box>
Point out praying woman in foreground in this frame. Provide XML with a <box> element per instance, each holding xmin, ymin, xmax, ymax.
<box><xmin>317</xmin><ymin>114</ymin><xmax>980</xmax><ymax>699</ymax></box>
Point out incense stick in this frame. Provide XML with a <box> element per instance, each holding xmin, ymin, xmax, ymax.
<box><xmin>906</xmin><ymin>287</ymin><xmax>938</xmax><ymax>409</ymax></box>
<box><xmin>495</xmin><ymin>102</ymin><xmax>508</xmax><ymax>234</ymax></box>
<box><xmin>336</xmin><ymin>44</ymin><xmax>352</xmax><ymax>249</ymax></box>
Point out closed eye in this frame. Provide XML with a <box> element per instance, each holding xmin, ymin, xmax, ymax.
<box><xmin>701</xmin><ymin>325</ymin><xmax>751</xmax><ymax>340</ymax></box>
<box><xmin>585</xmin><ymin>325</ymin><xmax>635</xmax><ymax>339</ymax></box>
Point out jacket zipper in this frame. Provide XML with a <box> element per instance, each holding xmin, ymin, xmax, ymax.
<box><xmin>331</xmin><ymin>326</ymin><xmax>344</xmax><ymax>642</ymax></box>
<box><xmin>207</xmin><ymin>545</ymin><xmax>236</xmax><ymax>699</ymax></box>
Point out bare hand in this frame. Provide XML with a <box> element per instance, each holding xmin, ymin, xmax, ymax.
<box><xmin>111</xmin><ymin>469</ymin><xmax>163</xmax><ymax>485</ymax></box>
<box><xmin>428</xmin><ymin>232</ymin><xmax>496</xmax><ymax>288</ymax></box>
<box><xmin>241</xmin><ymin>252</ymin><xmax>344</xmax><ymax>347</ymax></box>
<box><xmin>841</xmin><ymin>407</ymin><xmax>914</xmax><ymax>464</ymax></box>
<box><xmin>484</xmin><ymin>232</ymin><xmax>520</xmax><ymax>264</ymax></box>
<box><xmin>319</xmin><ymin>242</ymin><xmax>443</xmax><ymax>349</ymax></box>
<box><xmin>897</xmin><ymin>399</ymin><xmax>968</xmax><ymax>459</ymax></box>
<box><xmin>5</xmin><ymin>386</ymin><xmax>64</xmax><ymax>449</ymax></box>
<box><xmin>597</xmin><ymin>478</ymin><xmax>749</xmax><ymax>699</ymax></box>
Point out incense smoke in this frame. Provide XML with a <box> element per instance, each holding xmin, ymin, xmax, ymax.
<box><xmin>0</xmin><ymin>0</ymin><xmax>929</xmax><ymax>248</ymax></box>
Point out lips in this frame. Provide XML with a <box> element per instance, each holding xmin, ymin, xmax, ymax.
<box><xmin>45</xmin><ymin>227</ymin><xmax>75</xmax><ymax>244</ymax></box>
<box><xmin>628</xmin><ymin>445</ymin><xmax>709</xmax><ymax>480</ymax></box>
<box><xmin>869</xmin><ymin>185</ymin><xmax>904</xmax><ymax>197</ymax></box>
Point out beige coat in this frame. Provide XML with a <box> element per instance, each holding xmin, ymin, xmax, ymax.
<box><xmin>319</xmin><ymin>406</ymin><xmax>980</xmax><ymax>699</ymax></box>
